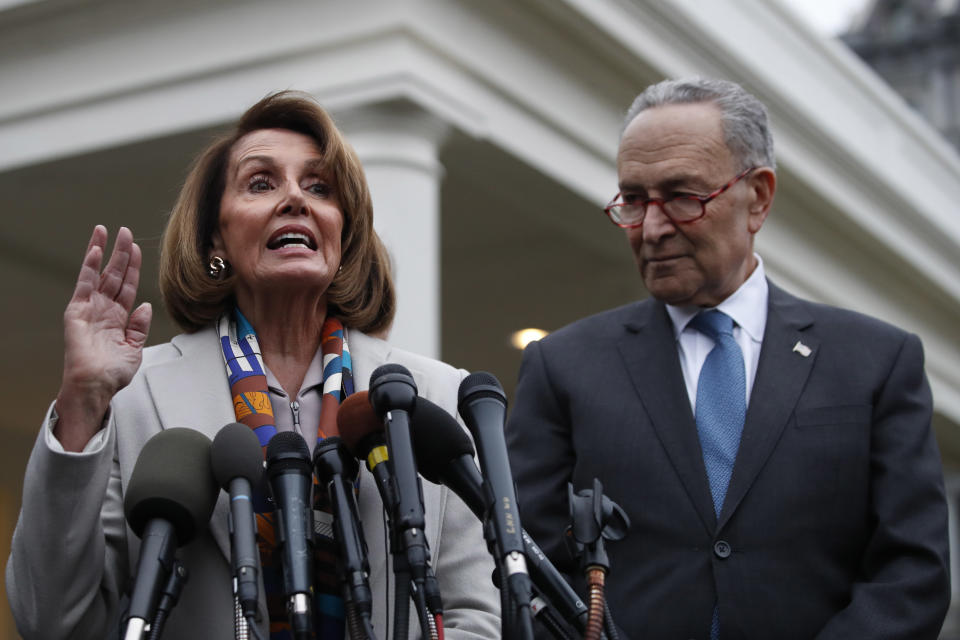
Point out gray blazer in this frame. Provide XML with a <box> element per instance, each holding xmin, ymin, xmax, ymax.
<box><xmin>7</xmin><ymin>326</ymin><xmax>500</xmax><ymax>639</ymax></box>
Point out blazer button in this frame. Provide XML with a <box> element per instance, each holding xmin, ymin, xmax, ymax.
<box><xmin>714</xmin><ymin>540</ymin><xmax>732</xmax><ymax>559</ymax></box>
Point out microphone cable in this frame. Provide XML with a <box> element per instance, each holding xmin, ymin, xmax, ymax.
<box><xmin>602</xmin><ymin>600</ymin><xmax>621</xmax><ymax>640</ymax></box>
<box><xmin>231</xmin><ymin>600</ymin><xmax>266</xmax><ymax>640</ymax></box>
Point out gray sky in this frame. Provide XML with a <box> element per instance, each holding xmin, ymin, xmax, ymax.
<box><xmin>777</xmin><ymin>0</ymin><xmax>872</xmax><ymax>35</ymax></box>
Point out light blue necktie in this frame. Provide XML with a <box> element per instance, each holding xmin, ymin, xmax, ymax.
<box><xmin>691</xmin><ymin>310</ymin><xmax>746</xmax><ymax>515</ymax></box>
<box><xmin>690</xmin><ymin>310</ymin><xmax>746</xmax><ymax>640</ymax></box>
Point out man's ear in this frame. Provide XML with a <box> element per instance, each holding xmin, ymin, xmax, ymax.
<box><xmin>746</xmin><ymin>167</ymin><xmax>776</xmax><ymax>234</ymax></box>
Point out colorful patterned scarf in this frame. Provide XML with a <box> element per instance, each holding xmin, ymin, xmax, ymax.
<box><xmin>218</xmin><ymin>309</ymin><xmax>355</xmax><ymax>639</ymax></box>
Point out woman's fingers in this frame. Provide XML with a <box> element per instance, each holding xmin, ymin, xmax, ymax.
<box><xmin>126</xmin><ymin>302</ymin><xmax>153</xmax><ymax>348</ymax></box>
<box><xmin>72</xmin><ymin>226</ymin><xmax>145</xmax><ymax>310</ymax></box>
<box><xmin>115</xmin><ymin>238</ymin><xmax>143</xmax><ymax>313</ymax></box>
<box><xmin>69</xmin><ymin>226</ymin><xmax>149</xmax><ymax>340</ymax></box>
<box><xmin>71</xmin><ymin>226</ymin><xmax>108</xmax><ymax>303</ymax></box>
<box><xmin>98</xmin><ymin>226</ymin><xmax>132</xmax><ymax>301</ymax></box>
<box><xmin>83</xmin><ymin>224</ymin><xmax>107</xmax><ymax>257</ymax></box>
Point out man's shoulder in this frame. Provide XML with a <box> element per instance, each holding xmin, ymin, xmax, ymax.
<box><xmin>769</xmin><ymin>283</ymin><xmax>912</xmax><ymax>342</ymax></box>
<box><xmin>541</xmin><ymin>298</ymin><xmax>657</xmax><ymax>346</ymax></box>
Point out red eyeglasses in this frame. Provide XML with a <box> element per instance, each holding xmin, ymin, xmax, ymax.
<box><xmin>604</xmin><ymin>167</ymin><xmax>757</xmax><ymax>228</ymax></box>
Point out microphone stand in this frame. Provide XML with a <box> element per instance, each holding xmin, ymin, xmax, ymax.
<box><xmin>528</xmin><ymin>588</ymin><xmax>578</xmax><ymax>640</ymax></box>
<box><xmin>566</xmin><ymin>479</ymin><xmax>630</xmax><ymax>640</ymax></box>
<box><xmin>386</xmin><ymin>514</ymin><xmax>437</xmax><ymax>640</ymax></box>
<box><xmin>375</xmin><ymin>483</ymin><xmax>415</xmax><ymax>640</ymax></box>
<box><xmin>506</xmin><ymin>565</ymin><xmax>536</xmax><ymax>640</ymax></box>
<box><xmin>363</xmin><ymin>451</ymin><xmax>411</xmax><ymax>640</ymax></box>
<box><xmin>481</xmin><ymin>512</ymin><xmax>534</xmax><ymax>640</ymax></box>
<box><xmin>123</xmin><ymin>520</ymin><xmax>178</xmax><ymax>640</ymax></box>
<box><xmin>423</xmin><ymin>566</ymin><xmax>444</xmax><ymax>640</ymax></box>
<box><xmin>482</xmin><ymin>518</ymin><xmax>512</xmax><ymax>638</ymax></box>
<box><xmin>391</xmin><ymin>541</ymin><xmax>412</xmax><ymax>640</ymax></box>
<box><xmin>145</xmin><ymin>559</ymin><xmax>187</xmax><ymax>640</ymax></box>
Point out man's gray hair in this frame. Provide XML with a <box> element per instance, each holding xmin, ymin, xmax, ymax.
<box><xmin>623</xmin><ymin>77</ymin><xmax>776</xmax><ymax>170</ymax></box>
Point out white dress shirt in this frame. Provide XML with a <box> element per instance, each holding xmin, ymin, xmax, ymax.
<box><xmin>665</xmin><ymin>255</ymin><xmax>769</xmax><ymax>414</ymax></box>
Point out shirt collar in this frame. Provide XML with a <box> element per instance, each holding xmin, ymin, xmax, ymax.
<box><xmin>665</xmin><ymin>254</ymin><xmax>768</xmax><ymax>342</ymax></box>
<box><xmin>263</xmin><ymin>344</ymin><xmax>327</xmax><ymax>399</ymax></box>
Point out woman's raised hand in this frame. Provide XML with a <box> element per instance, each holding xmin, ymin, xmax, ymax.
<box><xmin>54</xmin><ymin>226</ymin><xmax>153</xmax><ymax>451</ymax></box>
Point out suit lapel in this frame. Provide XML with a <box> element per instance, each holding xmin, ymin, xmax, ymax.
<box><xmin>717</xmin><ymin>283</ymin><xmax>817</xmax><ymax>529</ymax></box>
<box><xmin>348</xmin><ymin>329</ymin><xmax>393</xmax><ymax>395</ymax></box>
<box><xmin>618</xmin><ymin>300</ymin><xmax>718</xmax><ymax>534</ymax></box>
<box><xmin>143</xmin><ymin>326</ymin><xmax>236</xmax><ymax>442</ymax></box>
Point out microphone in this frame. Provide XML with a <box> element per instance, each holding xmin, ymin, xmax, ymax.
<box><xmin>338</xmin><ymin>391</ymin><xmax>395</xmax><ymax>514</ymax></box>
<box><xmin>410</xmin><ymin>397</ymin><xmax>485</xmax><ymax>518</ymax></box>
<box><xmin>122</xmin><ymin>428</ymin><xmax>218</xmax><ymax>640</ymax></box>
<box><xmin>266</xmin><ymin>431</ymin><xmax>315</xmax><ymax>640</ymax></box>
<box><xmin>313</xmin><ymin>436</ymin><xmax>374</xmax><ymax>628</ymax></box>
<box><xmin>338</xmin><ymin>391</ymin><xmax>419</xmax><ymax>640</ymax></box>
<box><xmin>210</xmin><ymin>423</ymin><xmax>264</xmax><ymax>622</ymax></box>
<box><xmin>368</xmin><ymin>365</ymin><xmax>429</xmax><ymax>581</ymax></box>
<box><xmin>457</xmin><ymin>373</ymin><xmax>527</xmax><ymax>569</ymax></box>
<box><xmin>458</xmin><ymin>372</ymin><xmax>535</xmax><ymax>639</ymax></box>
<box><xmin>411</xmin><ymin>398</ymin><xmax>590</xmax><ymax>632</ymax></box>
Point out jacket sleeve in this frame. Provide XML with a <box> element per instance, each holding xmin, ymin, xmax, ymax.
<box><xmin>504</xmin><ymin>339</ymin><xmax>578</xmax><ymax>578</ymax></box>
<box><xmin>6</xmin><ymin>402</ymin><xmax>129</xmax><ymax>640</ymax></box>
<box><xmin>815</xmin><ymin>333</ymin><xmax>950</xmax><ymax>639</ymax></box>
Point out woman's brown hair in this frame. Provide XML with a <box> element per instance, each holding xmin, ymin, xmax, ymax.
<box><xmin>159</xmin><ymin>91</ymin><xmax>395</xmax><ymax>334</ymax></box>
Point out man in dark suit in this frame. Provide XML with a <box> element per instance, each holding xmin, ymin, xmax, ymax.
<box><xmin>505</xmin><ymin>78</ymin><xmax>950</xmax><ymax>639</ymax></box>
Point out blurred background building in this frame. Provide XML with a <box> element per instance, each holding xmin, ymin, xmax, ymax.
<box><xmin>843</xmin><ymin>0</ymin><xmax>960</xmax><ymax>150</ymax></box>
<box><xmin>1</xmin><ymin>0</ymin><xmax>959</xmax><ymax>636</ymax></box>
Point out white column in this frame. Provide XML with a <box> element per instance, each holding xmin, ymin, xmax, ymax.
<box><xmin>339</xmin><ymin>103</ymin><xmax>450</xmax><ymax>359</ymax></box>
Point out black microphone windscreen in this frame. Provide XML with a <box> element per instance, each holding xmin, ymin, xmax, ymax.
<box><xmin>457</xmin><ymin>371</ymin><xmax>506</xmax><ymax>407</ymax></box>
<box><xmin>266</xmin><ymin>431</ymin><xmax>311</xmax><ymax>474</ymax></box>
<box><xmin>370</xmin><ymin>363</ymin><xmax>412</xmax><ymax>381</ymax></box>
<box><xmin>337</xmin><ymin>391</ymin><xmax>384</xmax><ymax>457</ymax></box>
<box><xmin>211</xmin><ymin>422</ymin><xmax>264</xmax><ymax>488</ymax></box>
<box><xmin>412</xmin><ymin>398</ymin><xmax>474</xmax><ymax>484</ymax></box>
<box><xmin>368</xmin><ymin>363</ymin><xmax>418</xmax><ymax>416</ymax></box>
<box><xmin>124</xmin><ymin>428</ymin><xmax>218</xmax><ymax>544</ymax></box>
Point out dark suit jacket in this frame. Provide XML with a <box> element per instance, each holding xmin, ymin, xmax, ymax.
<box><xmin>505</xmin><ymin>282</ymin><xmax>950</xmax><ymax>640</ymax></box>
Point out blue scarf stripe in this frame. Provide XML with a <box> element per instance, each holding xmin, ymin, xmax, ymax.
<box><xmin>235</xmin><ymin>308</ymin><xmax>256</xmax><ymax>338</ymax></box>
<box><xmin>221</xmin><ymin>336</ymin><xmax>252</xmax><ymax>380</ymax></box>
<box><xmin>253</xmin><ymin>424</ymin><xmax>278</xmax><ymax>447</ymax></box>
<box><xmin>322</xmin><ymin>356</ymin><xmax>341</xmax><ymax>383</ymax></box>
<box><xmin>341</xmin><ymin>349</ymin><xmax>354</xmax><ymax>396</ymax></box>
<box><xmin>236</xmin><ymin>337</ymin><xmax>266</xmax><ymax>377</ymax></box>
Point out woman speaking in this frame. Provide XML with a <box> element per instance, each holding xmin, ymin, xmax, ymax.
<box><xmin>6</xmin><ymin>92</ymin><xmax>499</xmax><ymax>639</ymax></box>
